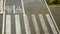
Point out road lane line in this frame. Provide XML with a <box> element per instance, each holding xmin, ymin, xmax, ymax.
<box><xmin>46</xmin><ymin>14</ymin><xmax>57</xmax><ymax>34</ymax></box>
<box><xmin>6</xmin><ymin>15</ymin><xmax>11</xmax><ymax>34</ymax></box>
<box><xmin>44</xmin><ymin>0</ymin><xmax>60</xmax><ymax>33</ymax></box>
<box><xmin>13</xmin><ymin>5</ymin><xmax>15</xmax><ymax>14</ymax></box>
<box><xmin>24</xmin><ymin>15</ymin><xmax>31</xmax><ymax>34</ymax></box>
<box><xmin>21</xmin><ymin>0</ymin><xmax>26</xmax><ymax>16</ymax></box>
<box><xmin>2</xmin><ymin>0</ymin><xmax>6</xmax><ymax>34</ymax></box>
<box><xmin>15</xmin><ymin>15</ymin><xmax>21</xmax><ymax>34</ymax></box>
<box><xmin>39</xmin><ymin>14</ymin><xmax>49</xmax><ymax>34</ymax></box>
<box><xmin>31</xmin><ymin>14</ymin><xmax>40</xmax><ymax>34</ymax></box>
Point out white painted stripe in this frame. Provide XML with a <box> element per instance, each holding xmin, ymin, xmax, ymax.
<box><xmin>13</xmin><ymin>5</ymin><xmax>15</xmax><ymax>14</ymax></box>
<box><xmin>21</xmin><ymin>0</ymin><xmax>26</xmax><ymax>16</ymax></box>
<box><xmin>39</xmin><ymin>14</ymin><xmax>49</xmax><ymax>34</ymax></box>
<box><xmin>2</xmin><ymin>0</ymin><xmax>6</xmax><ymax>34</ymax></box>
<box><xmin>0</xmin><ymin>0</ymin><xmax>3</xmax><ymax>14</ymax></box>
<box><xmin>44</xmin><ymin>0</ymin><xmax>60</xmax><ymax>33</ymax></box>
<box><xmin>46</xmin><ymin>14</ymin><xmax>57</xmax><ymax>34</ymax></box>
<box><xmin>59</xmin><ymin>32</ymin><xmax>60</xmax><ymax>34</ymax></box>
<box><xmin>24</xmin><ymin>15</ymin><xmax>31</xmax><ymax>34</ymax></box>
<box><xmin>0</xmin><ymin>0</ymin><xmax>2</xmax><ymax>10</ymax></box>
<box><xmin>6</xmin><ymin>15</ymin><xmax>11</xmax><ymax>34</ymax></box>
<box><xmin>31</xmin><ymin>14</ymin><xmax>40</xmax><ymax>34</ymax></box>
<box><xmin>15</xmin><ymin>15</ymin><xmax>21</xmax><ymax>34</ymax></box>
<box><xmin>2</xmin><ymin>11</ymin><xmax>5</xmax><ymax>34</ymax></box>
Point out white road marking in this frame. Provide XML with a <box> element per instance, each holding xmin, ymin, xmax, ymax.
<box><xmin>44</xmin><ymin>0</ymin><xmax>59</xmax><ymax>33</ymax></box>
<box><xmin>39</xmin><ymin>14</ymin><xmax>49</xmax><ymax>34</ymax></box>
<box><xmin>46</xmin><ymin>14</ymin><xmax>57</xmax><ymax>34</ymax></box>
<box><xmin>15</xmin><ymin>15</ymin><xmax>21</xmax><ymax>34</ymax></box>
<box><xmin>13</xmin><ymin>5</ymin><xmax>15</xmax><ymax>14</ymax></box>
<box><xmin>2</xmin><ymin>3</ymin><xmax>4</xmax><ymax>34</ymax></box>
<box><xmin>5</xmin><ymin>6</ymin><xmax>12</xmax><ymax>13</ymax></box>
<box><xmin>2</xmin><ymin>0</ymin><xmax>6</xmax><ymax>34</ymax></box>
<box><xmin>31</xmin><ymin>14</ymin><xmax>40</xmax><ymax>34</ymax></box>
<box><xmin>0</xmin><ymin>1</ymin><xmax>1</xmax><ymax>11</ymax></box>
<box><xmin>6</xmin><ymin>15</ymin><xmax>11</xmax><ymax>34</ymax></box>
<box><xmin>24</xmin><ymin>15</ymin><xmax>31</xmax><ymax>34</ymax></box>
<box><xmin>16</xmin><ymin>7</ymin><xmax>22</xmax><ymax>13</ymax></box>
<box><xmin>21</xmin><ymin>0</ymin><xmax>26</xmax><ymax>16</ymax></box>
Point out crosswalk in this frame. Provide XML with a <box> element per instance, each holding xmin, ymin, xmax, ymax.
<box><xmin>6</xmin><ymin>15</ymin><xmax>11</xmax><ymax>34</ymax></box>
<box><xmin>4</xmin><ymin>14</ymin><xmax>58</xmax><ymax>34</ymax></box>
<box><xmin>46</xmin><ymin>14</ymin><xmax>57</xmax><ymax>34</ymax></box>
<box><xmin>24</xmin><ymin>15</ymin><xmax>31</xmax><ymax>34</ymax></box>
<box><xmin>39</xmin><ymin>14</ymin><xmax>49</xmax><ymax>34</ymax></box>
<box><xmin>31</xmin><ymin>14</ymin><xmax>40</xmax><ymax>34</ymax></box>
<box><xmin>15</xmin><ymin>15</ymin><xmax>21</xmax><ymax>34</ymax></box>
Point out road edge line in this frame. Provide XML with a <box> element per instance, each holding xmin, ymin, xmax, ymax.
<box><xmin>2</xmin><ymin>0</ymin><xmax>6</xmax><ymax>34</ymax></box>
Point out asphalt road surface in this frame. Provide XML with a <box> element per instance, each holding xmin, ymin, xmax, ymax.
<box><xmin>2</xmin><ymin>0</ymin><xmax>60</xmax><ymax>34</ymax></box>
<box><xmin>49</xmin><ymin>6</ymin><xmax>60</xmax><ymax>31</ymax></box>
<box><xmin>0</xmin><ymin>14</ymin><xmax>3</xmax><ymax>34</ymax></box>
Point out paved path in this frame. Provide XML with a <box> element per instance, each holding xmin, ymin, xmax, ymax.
<box><xmin>2</xmin><ymin>0</ymin><xmax>59</xmax><ymax>34</ymax></box>
<box><xmin>4</xmin><ymin>12</ymin><xmax>58</xmax><ymax>34</ymax></box>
